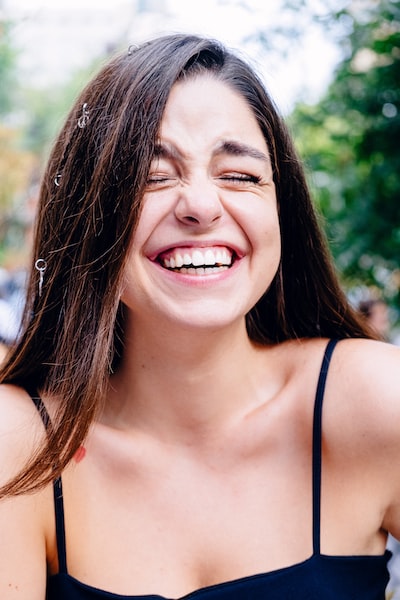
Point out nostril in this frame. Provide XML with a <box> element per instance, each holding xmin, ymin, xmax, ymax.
<box><xmin>174</xmin><ymin>189</ymin><xmax>223</xmax><ymax>227</ymax></box>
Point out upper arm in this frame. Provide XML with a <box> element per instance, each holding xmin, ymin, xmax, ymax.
<box><xmin>0</xmin><ymin>493</ymin><xmax>48</xmax><ymax>597</ymax></box>
<box><xmin>0</xmin><ymin>384</ymin><xmax>50</xmax><ymax>598</ymax></box>
<box><xmin>326</xmin><ymin>339</ymin><xmax>400</xmax><ymax>539</ymax></box>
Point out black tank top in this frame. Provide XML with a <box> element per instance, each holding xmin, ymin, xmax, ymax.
<box><xmin>30</xmin><ymin>339</ymin><xmax>391</xmax><ymax>599</ymax></box>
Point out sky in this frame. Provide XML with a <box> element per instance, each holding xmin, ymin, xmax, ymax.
<box><xmin>2</xmin><ymin>0</ymin><xmax>344</xmax><ymax>114</ymax></box>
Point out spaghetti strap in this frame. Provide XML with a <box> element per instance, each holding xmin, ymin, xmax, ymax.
<box><xmin>312</xmin><ymin>339</ymin><xmax>338</xmax><ymax>555</ymax></box>
<box><xmin>52</xmin><ymin>476</ymin><xmax>67</xmax><ymax>573</ymax></box>
<box><xmin>27</xmin><ymin>388</ymin><xmax>68</xmax><ymax>574</ymax></box>
<box><xmin>28</xmin><ymin>388</ymin><xmax>51</xmax><ymax>430</ymax></box>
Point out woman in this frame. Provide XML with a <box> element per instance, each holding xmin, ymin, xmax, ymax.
<box><xmin>1</xmin><ymin>33</ymin><xmax>399</xmax><ymax>599</ymax></box>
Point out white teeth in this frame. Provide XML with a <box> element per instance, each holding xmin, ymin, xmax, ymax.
<box><xmin>172</xmin><ymin>266</ymin><xmax>229</xmax><ymax>275</ymax></box>
<box><xmin>204</xmin><ymin>249</ymin><xmax>216</xmax><ymax>265</ymax></box>
<box><xmin>220</xmin><ymin>249</ymin><xmax>229</xmax><ymax>264</ymax></box>
<box><xmin>192</xmin><ymin>250</ymin><xmax>204</xmax><ymax>267</ymax></box>
<box><xmin>161</xmin><ymin>247</ymin><xmax>233</xmax><ymax>271</ymax></box>
<box><xmin>175</xmin><ymin>253</ymin><xmax>184</xmax><ymax>268</ymax></box>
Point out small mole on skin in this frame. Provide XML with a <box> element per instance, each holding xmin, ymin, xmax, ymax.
<box><xmin>74</xmin><ymin>446</ymin><xmax>86</xmax><ymax>463</ymax></box>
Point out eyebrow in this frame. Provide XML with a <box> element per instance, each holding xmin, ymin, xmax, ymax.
<box><xmin>153</xmin><ymin>143</ymin><xmax>183</xmax><ymax>161</ymax></box>
<box><xmin>213</xmin><ymin>140</ymin><xmax>270</xmax><ymax>163</ymax></box>
<box><xmin>152</xmin><ymin>140</ymin><xmax>270</xmax><ymax>163</ymax></box>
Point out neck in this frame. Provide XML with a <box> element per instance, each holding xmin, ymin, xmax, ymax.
<box><xmin>106</xmin><ymin>317</ymin><xmax>266</xmax><ymax>439</ymax></box>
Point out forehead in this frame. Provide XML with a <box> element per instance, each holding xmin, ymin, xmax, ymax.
<box><xmin>158</xmin><ymin>75</ymin><xmax>268</xmax><ymax>155</ymax></box>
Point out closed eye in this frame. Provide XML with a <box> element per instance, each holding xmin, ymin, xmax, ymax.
<box><xmin>147</xmin><ymin>175</ymin><xmax>170</xmax><ymax>183</ymax></box>
<box><xmin>218</xmin><ymin>174</ymin><xmax>262</xmax><ymax>184</ymax></box>
<box><xmin>146</xmin><ymin>174</ymin><xmax>176</xmax><ymax>187</ymax></box>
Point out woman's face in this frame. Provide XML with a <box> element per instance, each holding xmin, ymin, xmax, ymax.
<box><xmin>122</xmin><ymin>75</ymin><xmax>281</xmax><ymax>332</ymax></box>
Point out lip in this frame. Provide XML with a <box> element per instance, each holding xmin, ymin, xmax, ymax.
<box><xmin>148</xmin><ymin>253</ymin><xmax>242</xmax><ymax>286</ymax></box>
<box><xmin>145</xmin><ymin>241</ymin><xmax>244</xmax><ymax>286</ymax></box>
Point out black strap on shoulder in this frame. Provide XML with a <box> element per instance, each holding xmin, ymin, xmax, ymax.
<box><xmin>52</xmin><ymin>476</ymin><xmax>67</xmax><ymax>573</ymax></box>
<box><xmin>312</xmin><ymin>339</ymin><xmax>339</xmax><ymax>555</ymax></box>
<box><xmin>28</xmin><ymin>388</ymin><xmax>51</xmax><ymax>431</ymax></box>
<box><xmin>27</xmin><ymin>388</ymin><xmax>68</xmax><ymax>574</ymax></box>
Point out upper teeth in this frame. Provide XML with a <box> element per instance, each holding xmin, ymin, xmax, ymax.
<box><xmin>163</xmin><ymin>248</ymin><xmax>232</xmax><ymax>269</ymax></box>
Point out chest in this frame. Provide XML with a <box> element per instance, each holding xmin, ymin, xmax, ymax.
<box><xmin>53</xmin><ymin>416</ymin><xmax>315</xmax><ymax>594</ymax></box>
<box><xmin>45</xmin><ymin>395</ymin><xmax>385</xmax><ymax>597</ymax></box>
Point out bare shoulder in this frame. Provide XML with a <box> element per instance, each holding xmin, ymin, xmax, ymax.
<box><xmin>319</xmin><ymin>338</ymin><xmax>400</xmax><ymax>453</ymax></box>
<box><xmin>0</xmin><ymin>382</ymin><xmax>44</xmax><ymax>438</ymax></box>
<box><xmin>328</xmin><ymin>338</ymin><xmax>400</xmax><ymax>410</ymax></box>
<box><xmin>281</xmin><ymin>336</ymin><xmax>400</xmax><ymax>438</ymax></box>
<box><xmin>0</xmin><ymin>382</ymin><xmax>38</xmax><ymax>416</ymax></box>
<box><xmin>0</xmin><ymin>383</ymin><xmax>47</xmax><ymax>483</ymax></box>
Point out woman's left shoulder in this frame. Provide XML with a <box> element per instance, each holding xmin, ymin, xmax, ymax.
<box><xmin>323</xmin><ymin>337</ymin><xmax>400</xmax><ymax>440</ymax></box>
<box><xmin>330</xmin><ymin>337</ymin><xmax>400</xmax><ymax>392</ymax></box>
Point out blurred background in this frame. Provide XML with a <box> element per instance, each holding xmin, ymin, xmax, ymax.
<box><xmin>0</xmin><ymin>0</ymin><xmax>399</xmax><ymax>347</ymax></box>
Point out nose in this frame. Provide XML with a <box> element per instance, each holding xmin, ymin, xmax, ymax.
<box><xmin>174</xmin><ymin>179</ymin><xmax>223</xmax><ymax>229</ymax></box>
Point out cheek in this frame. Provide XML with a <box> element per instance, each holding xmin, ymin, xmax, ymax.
<box><xmin>261</xmin><ymin>224</ymin><xmax>281</xmax><ymax>273</ymax></box>
<box><xmin>248</xmin><ymin>202</ymin><xmax>281</xmax><ymax>255</ymax></box>
<box><xmin>255</xmin><ymin>219</ymin><xmax>282</xmax><ymax>299</ymax></box>
<box><xmin>251</xmin><ymin>211</ymin><xmax>282</xmax><ymax>287</ymax></box>
<box><xmin>268</xmin><ymin>217</ymin><xmax>281</xmax><ymax>253</ymax></box>
<box><xmin>119</xmin><ymin>244</ymin><xmax>143</xmax><ymax>309</ymax></box>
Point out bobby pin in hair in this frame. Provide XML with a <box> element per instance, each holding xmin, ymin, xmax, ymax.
<box><xmin>128</xmin><ymin>44</ymin><xmax>139</xmax><ymax>56</ymax></box>
<box><xmin>77</xmin><ymin>103</ymin><xmax>90</xmax><ymax>128</ymax></box>
<box><xmin>34</xmin><ymin>259</ymin><xmax>47</xmax><ymax>298</ymax></box>
<box><xmin>54</xmin><ymin>173</ymin><xmax>62</xmax><ymax>187</ymax></box>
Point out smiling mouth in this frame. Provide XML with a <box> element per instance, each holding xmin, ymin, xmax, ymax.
<box><xmin>157</xmin><ymin>247</ymin><xmax>234</xmax><ymax>275</ymax></box>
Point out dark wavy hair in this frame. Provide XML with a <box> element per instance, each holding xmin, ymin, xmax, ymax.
<box><xmin>0</xmin><ymin>33</ymin><xmax>371</xmax><ymax>496</ymax></box>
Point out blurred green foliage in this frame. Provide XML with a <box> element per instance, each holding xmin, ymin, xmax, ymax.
<box><xmin>290</xmin><ymin>0</ymin><xmax>400</xmax><ymax>309</ymax></box>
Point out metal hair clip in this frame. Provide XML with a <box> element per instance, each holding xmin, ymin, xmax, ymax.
<box><xmin>77</xmin><ymin>103</ymin><xmax>90</xmax><ymax>128</ymax></box>
<box><xmin>35</xmin><ymin>258</ymin><xmax>47</xmax><ymax>298</ymax></box>
<box><xmin>54</xmin><ymin>173</ymin><xmax>62</xmax><ymax>187</ymax></box>
<box><xmin>128</xmin><ymin>44</ymin><xmax>139</xmax><ymax>56</ymax></box>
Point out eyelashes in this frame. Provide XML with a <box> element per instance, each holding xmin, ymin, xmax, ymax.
<box><xmin>218</xmin><ymin>174</ymin><xmax>262</xmax><ymax>184</ymax></box>
<box><xmin>146</xmin><ymin>173</ymin><xmax>263</xmax><ymax>188</ymax></box>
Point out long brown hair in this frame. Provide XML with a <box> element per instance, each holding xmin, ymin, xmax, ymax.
<box><xmin>0</xmin><ymin>33</ymin><xmax>371</xmax><ymax>497</ymax></box>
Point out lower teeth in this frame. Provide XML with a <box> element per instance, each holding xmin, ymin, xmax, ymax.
<box><xmin>169</xmin><ymin>266</ymin><xmax>229</xmax><ymax>275</ymax></box>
